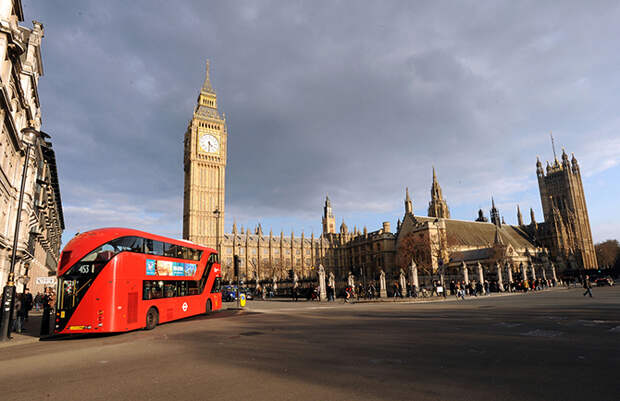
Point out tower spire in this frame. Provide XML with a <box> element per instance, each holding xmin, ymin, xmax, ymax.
<box><xmin>405</xmin><ymin>187</ymin><xmax>413</xmax><ymax>214</ymax></box>
<box><xmin>428</xmin><ymin>167</ymin><xmax>450</xmax><ymax>218</ymax></box>
<box><xmin>202</xmin><ymin>59</ymin><xmax>215</xmax><ymax>94</ymax></box>
<box><xmin>490</xmin><ymin>197</ymin><xmax>501</xmax><ymax>227</ymax></box>
<box><xmin>550</xmin><ymin>131</ymin><xmax>558</xmax><ymax>164</ymax></box>
<box><xmin>517</xmin><ymin>205</ymin><xmax>524</xmax><ymax>226</ymax></box>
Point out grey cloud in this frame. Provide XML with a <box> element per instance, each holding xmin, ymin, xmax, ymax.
<box><xmin>21</xmin><ymin>0</ymin><xmax>620</xmax><ymax>243</ymax></box>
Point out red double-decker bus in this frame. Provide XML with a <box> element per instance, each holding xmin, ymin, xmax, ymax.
<box><xmin>54</xmin><ymin>228</ymin><xmax>222</xmax><ymax>334</ymax></box>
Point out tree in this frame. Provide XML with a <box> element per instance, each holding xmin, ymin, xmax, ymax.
<box><xmin>595</xmin><ymin>240</ymin><xmax>620</xmax><ymax>269</ymax></box>
<box><xmin>397</xmin><ymin>228</ymin><xmax>455</xmax><ymax>275</ymax></box>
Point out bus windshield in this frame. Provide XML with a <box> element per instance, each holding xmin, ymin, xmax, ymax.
<box><xmin>57</xmin><ymin>244</ymin><xmax>114</xmax><ymax>311</ymax></box>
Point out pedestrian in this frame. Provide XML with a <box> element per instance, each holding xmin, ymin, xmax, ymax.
<box><xmin>23</xmin><ymin>288</ymin><xmax>33</xmax><ymax>320</ymax></box>
<box><xmin>34</xmin><ymin>292</ymin><xmax>42</xmax><ymax>312</ymax></box>
<box><xmin>12</xmin><ymin>293</ymin><xmax>25</xmax><ymax>334</ymax></box>
<box><xmin>292</xmin><ymin>285</ymin><xmax>298</xmax><ymax>302</ymax></box>
<box><xmin>483</xmin><ymin>280</ymin><xmax>490</xmax><ymax>296</ymax></box>
<box><xmin>344</xmin><ymin>286</ymin><xmax>351</xmax><ymax>303</ymax></box>
<box><xmin>583</xmin><ymin>275</ymin><xmax>593</xmax><ymax>298</ymax></box>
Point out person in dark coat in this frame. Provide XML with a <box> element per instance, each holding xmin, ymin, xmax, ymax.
<box><xmin>12</xmin><ymin>293</ymin><xmax>25</xmax><ymax>333</ymax></box>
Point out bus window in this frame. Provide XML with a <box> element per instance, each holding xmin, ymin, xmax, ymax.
<box><xmin>145</xmin><ymin>239</ymin><xmax>164</xmax><ymax>256</ymax></box>
<box><xmin>109</xmin><ymin>236</ymin><xmax>143</xmax><ymax>253</ymax></box>
<box><xmin>211</xmin><ymin>277</ymin><xmax>222</xmax><ymax>293</ymax></box>
<box><xmin>164</xmin><ymin>282</ymin><xmax>177</xmax><ymax>298</ymax></box>
<box><xmin>178</xmin><ymin>281</ymin><xmax>189</xmax><ymax>297</ymax></box>
<box><xmin>163</xmin><ymin>243</ymin><xmax>182</xmax><ymax>259</ymax></box>
<box><xmin>143</xmin><ymin>281</ymin><xmax>164</xmax><ymax>299</ymax></box>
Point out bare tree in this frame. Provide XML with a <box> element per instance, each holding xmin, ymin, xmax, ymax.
<box><xmin>397</xmin><ymin>229</ymin><xmax>454</xmax><ymax>275</ymax></box>
<box><xmin>595</xmin><ymin>240</ymin><xmax>620</xmax><ymax>268</ymax></box>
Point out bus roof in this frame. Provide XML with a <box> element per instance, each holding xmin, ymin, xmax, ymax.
<box><xmin>58</xmin><ymin>227</ymin><xmax>215</xmax><ymax>276</ymax></box>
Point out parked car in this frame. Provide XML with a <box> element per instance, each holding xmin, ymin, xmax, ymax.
<box><xmin>222</xmin><ymin>285</ymin><xmax>254</xmax><ymax>301</ymax></box>
<box><xmin>595</xmin><ymin>277</ymin><xmax>614</xmax><ymax>287</ymax></box>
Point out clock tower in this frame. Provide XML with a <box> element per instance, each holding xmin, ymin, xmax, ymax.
<box><xmin>183</xmin><ymin>61</ymin><xmax>227</xmax><ymax>251</ymax></box>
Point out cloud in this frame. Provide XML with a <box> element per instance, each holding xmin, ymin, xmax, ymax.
<box><xmin>21</xmin><ymin>0</ymin><xmax>620</xmax><ymax>246</ymax></box>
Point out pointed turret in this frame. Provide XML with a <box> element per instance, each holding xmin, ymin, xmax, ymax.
<box><xmin>322</xmin><ymin>194</ymin><xmax>335</xmax><ymax>234</ymax></box>
<box><xmin>561</xmin><ymin>147</ymin><xmax>570</xmax><ymax>169</ymax></box>
<box><xmin>517</xmin><ymin>205</ymin><xmax>524</xmax><ymax>226</ymax></box>
<box><xmin>232</xmin><ymin>220</ymin><xmax>238</xmax><ymax>234</ymax></box>
<box><xmin>490</xmin><ymin>197</ymin><xmax>501</xmax><ymax>227</ymax></box>
<box><xmin>428</xmin><ymin>167</ymin><xmax>450</xmax><ymax>218</ymax></box>
<box><xmin>405</xmin><ymin>187</ymin><xmax>413</xmax><ymax>214</ymax></box>
<box><xmin>201</xmin><ymin>60</ymin><xmax>215</xmax><ymax>95</ymax></box>
<box><xmin>494</xmin><ymin>225</ymin><xmax>504</xmax><ymax>245</ymax></box>
<box><xmin>475</xmin><ymin>209</ymin><xmax>488</xmax><ymax>222</ymax></box>
<box><xmin>530</xmin><ymin>208</ymin><xmax>536</xmax><ymax>226</ymax></box>
<box><xmin>536</xmin><ymin>156</ymin><xmax>544</xmax><ymax>177</ymax></box>
<box><xmin>571</xmin><ymin>152</ymin><xmax>579</xmax><ymax>174</ymax></box>
<box><xmin>340</xmin><ymin>219</ymin><xmax>348</xmax><ymax>234</ymax></box>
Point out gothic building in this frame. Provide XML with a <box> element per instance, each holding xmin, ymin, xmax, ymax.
<box><xmin>526</xmin><ymin>149</ymin><xmax>597</xmax><ymax>269</ymax></box>
<box><xmin>182</xmin><ymin>61</ymin><xmax>227</xmax><ymax>250</ymax></box>
<box><xmin>0</xmin><ymin>2</ymin><xmax>64</xmax><ymax>294</ymax></box>
<box><xmin>182</xmin><ymin>63</ymin><xmax>322</xmax><ymax>281</ymax></box>
<box><xmin>182</xmin><ymin>61</ymin><xmax>597</xmax><ymax>282</ymax></box>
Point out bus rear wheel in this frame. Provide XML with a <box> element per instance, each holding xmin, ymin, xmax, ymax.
<box><xmin>145</xmin><ymin>307</ymin><xmax>159</xmax><ymax>330</ymax></box>
<box><xmin>205</xmin><ymin>299</ymin><xmax>212</xmax><ymax>315</ymax></box>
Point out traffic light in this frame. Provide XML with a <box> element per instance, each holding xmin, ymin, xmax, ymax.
<box><xmin>234</xmin><ymin>255</ymin><xmax>241</xmax><ymax>277</ymax></box>
<box><xmin>288</xmin><ymin>269</ymin><xmax>294</xmax><ymax>279</ymax></box>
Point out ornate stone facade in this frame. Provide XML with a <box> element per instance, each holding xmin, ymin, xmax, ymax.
<box><xmin>530</xmin><ymin>149</ymin><xmax>597</xmax><ymax>269</ymax></box>
<box><xmin>0</xmin><ymin>1</ymin><xmax>64</xmax><ymax>294</ymax></box>
<box><xmin>182</xmin><ymin>62</ymin><xmax>597</xmax><ymax>283</ymax></box>
<box><xmin>182</xmin><ymin>61</ymin><xmax>227</xmax><ymax>250</ymax></box>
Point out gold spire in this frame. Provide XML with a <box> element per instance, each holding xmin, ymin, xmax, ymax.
<box><xmin>201</xmin><ymin>59</ymin><xmax>215</xmax><ymax>94</ymax></box>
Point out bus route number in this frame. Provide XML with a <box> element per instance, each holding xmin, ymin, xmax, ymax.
<box><xmin>78</xmin><ymin>265</ymin><xmax>90</xmax><ymax>274</ymax></box>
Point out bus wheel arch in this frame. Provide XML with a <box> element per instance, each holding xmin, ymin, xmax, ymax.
<box><xmin>205</xmin><ymin>299</ymin><xmax>212</xmax><ymax>314</ymax></box>
<box><xmin>145</xmin><ymin>306</ymin><xmax>159</xmax><ymax>330</ymax></box>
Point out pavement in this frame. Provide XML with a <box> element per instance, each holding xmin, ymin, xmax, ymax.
<box><xmin>0</xmin><ymin>286</ymin><xmax>618</xmax><ymax>401</ymax></box>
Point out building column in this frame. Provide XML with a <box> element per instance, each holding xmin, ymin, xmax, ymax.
<box><xmin>477</xmin><ymin>262</ymin><xmax>484</xmax><ymax>284</ymax></box>
<box><xmin>530</xmin><ymin>262</ymin><xmax>536</xmax><ymax>280</ymax></box>
<box><xmin>521</xmin><ymin>262</ymin><xmax>528</xmax><ymax>281</ymax></box>
<box><xmin>462</xmin><ymin>262</ymin><xmax>469</xmax><ymax>284</ymax></box>
<box><xmin>318</xmin><ymin>265</ymin><xmax>327</xmax><ymax>301</ymax></box>
<box><xmin>379</xmin><ymin>270</ymin><xmax>387</xmax><ymax>298</ymax></box>
<box><xmin>409</xmin><ymin>259</ymin><xmax>419</xmax><ymax>290</ymax></box>
<box><xmin>399</xmin><ymin>269</ymin><xmax>406</xmax><ymax>295</ymax></box>
<box><xmin>551</xmin><ymin>262</ymin><xmax>558</xmax><ymax>282</ymax></box>
<box><xmin>496</xmin><ymin>262</ymin><xmax>504</xmax><ymax>292</ymax></box>
<box><xmin>505</xmin><ymin>261</ymin><xmax>513</xmax><ymax>286</ymax></box>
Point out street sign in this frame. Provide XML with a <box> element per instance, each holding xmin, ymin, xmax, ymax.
<box><xmin>239</xmin><ymin>293</ymin><xmax>246</xmax><ymax>307</ymax></box>
<box><xmin>35</xmin><ymin>277</ymin><xmax>57</xmax><ymax>285</ymax></box>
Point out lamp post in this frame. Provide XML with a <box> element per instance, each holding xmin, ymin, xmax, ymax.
<box><xmin>213</xmin><ymin>209</ymin><xmax>221</xmax><ymax>255</ymax></box>
<box><xmin>0</xmin><ymin>128</ymin><xmax>44</xmax><ymax>341</ymax></box>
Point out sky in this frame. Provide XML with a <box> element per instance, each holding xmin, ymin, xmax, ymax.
<box><xmin>22</xmin><ymin>0</ymin><xmax>620</xmax><ymax>246</ymax></box>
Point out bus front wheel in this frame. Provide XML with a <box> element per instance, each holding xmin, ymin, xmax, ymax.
<box><xmin>205</xmin><ymin>299</ymin><xmax>212</xmax><ymax>315</ymax></box>
<box><xmin>145</xmin><ymin>307</ymin><xmax>159</xmax><ymax>330</ymax></box>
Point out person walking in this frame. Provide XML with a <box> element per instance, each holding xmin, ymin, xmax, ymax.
<box><xmin>583</xmin><ymin>275</ymin><xmax>593</xmax><ymax>298</ymax></box>
<box><xmin>12</xmin><ymin>293</ymin><xmax>24</xmax><ymax>334</ymax></box>
<box><xmin>23</xmin><ymin>288</ymin><xmax>33</xmax><ymax>322</ymax></box>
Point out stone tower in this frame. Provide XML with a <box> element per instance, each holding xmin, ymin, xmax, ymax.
<box><xmin>427</xmin><ymin>167</ymin><xmax>450</xmax><ymax>218</ymax></box>
<box><xmin>183</xmin><ymin>61</ymin><xmax>227</xmax><ymax>250</ymax></box>
<box><xmin>322</xmin><ymin>195</ymin><xmax>336</xmax><ymax>234</ymax></box>
<box><xmin>536</xmin><ymin>149</ymin><xmax>597</xmax><ymax>269</ymax></box>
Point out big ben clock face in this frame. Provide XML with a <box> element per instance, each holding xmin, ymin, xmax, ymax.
<box><xmin>199</xmin><ymin>133</ymin><xmax>219</xmax><ymax>153</ymax></box>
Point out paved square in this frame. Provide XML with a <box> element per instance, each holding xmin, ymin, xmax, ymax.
<box><xmin>0</xmin><ymin>287</ymin><xmax>618</xmax><ymax>401</ymax></box>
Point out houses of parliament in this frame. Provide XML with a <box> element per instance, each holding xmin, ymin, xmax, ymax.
<box><xmin>182</xmin><ymin>62</ymin><xmax>597</xmax><ymax>282</ymax></box>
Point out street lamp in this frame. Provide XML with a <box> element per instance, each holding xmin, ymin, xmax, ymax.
<box><xmin>0</xmin><ymin>127</ymin><xmax>47</xmax><ymax>341</ymax></box>
<box><xmin>213</xmin><ymin>209</ymin><xmax>221</xmax><ymax>255</ymax></box>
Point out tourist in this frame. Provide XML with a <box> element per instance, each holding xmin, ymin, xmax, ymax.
<box><xmin>583</xmin><ymin>275</ymin><xmax>593</xmax><ymax>298</ymax></box>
